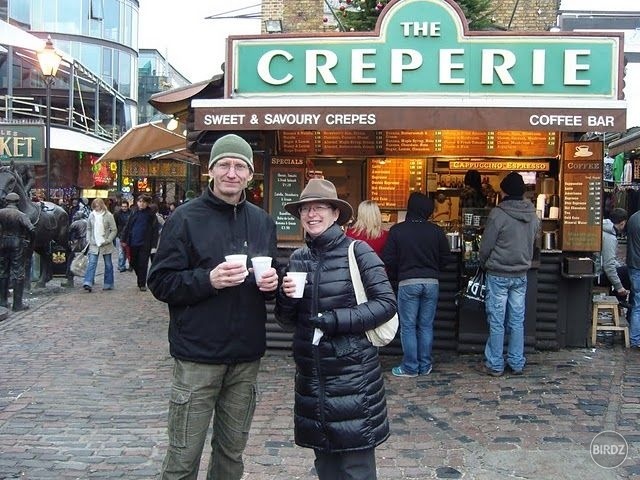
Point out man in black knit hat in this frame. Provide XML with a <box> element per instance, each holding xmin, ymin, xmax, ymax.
<box><xmin>478</xmin><ymin>172</ymin><xmax>539</xmax><ymax>377</ymax></box>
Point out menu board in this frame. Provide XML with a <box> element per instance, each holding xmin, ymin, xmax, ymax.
<box><xmin>278</xmin><ymin>131</ymin><xmax>318</xmax><ymax>155</ymax></box>
<box><xmin>316</xmin><ymin>131</ymin><xmax>378</xmax><ymax>155</ymax></box>
<box><xmin>279</xmin><ymin>130</ymin><xmax>558</xmax><ymax>158</ymax></box>
<box><xmin>561</xmin><ymin>142</ymin><xmax>603</xmax><ymax>252</ymax></box>
<box><xmin>368</xmin><ymin>158</ymin><xmax>425</xmax><ymax>209</ymax></box>
<box><xmin>269</xmin><ymin>159</ymin><xmax>304</xmax><ymax>240</ymax></box>
<box><xmin>278</xmin><ymin>130</ymin><xmax>379</xmax><ymax>155</ymax></box>
<box><xmin>383</xmin><ymin>130</ymin><xmax>558</xmax><ymax>157</ymax></box>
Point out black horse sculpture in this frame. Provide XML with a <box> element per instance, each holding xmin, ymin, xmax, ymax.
<box><xmin>0</xmin><ymin>166</ymin><xmax>69</xmax><ymax>287</ymax></box>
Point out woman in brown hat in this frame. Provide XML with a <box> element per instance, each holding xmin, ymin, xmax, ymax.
<box><xmin>275</xmin><ymin>178</ymin><xmax>396</xmax><ymax>480</ymax></box>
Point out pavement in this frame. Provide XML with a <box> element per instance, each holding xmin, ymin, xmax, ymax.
<box><xmin>1</xmin><ymin>269</ymin><xmax>639</xmax><ymax>480</ymax></box>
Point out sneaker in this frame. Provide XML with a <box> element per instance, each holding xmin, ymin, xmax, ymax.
<box><xmin>82</xmin><ymin>284</ymin><xmax>92</xmax><ymax>293</ymax></box>
<box><xmin>391</xmin><ymin>366</ymin><xmax>418</xmax><ymax>378</ymax></box>
<box><xmin>475</xmin><ymin>363</ymin><xmax>503</xmax><ymax>377</ymax></box>
<box><xmin>506</xmin><ymin>365</ymin><xmax>523</xmax><ymax>376</ymax></box>
<box><xmin>419</xmin><ymin>366</ymin><xmax>433</xmax><ymax>376</ymax></box>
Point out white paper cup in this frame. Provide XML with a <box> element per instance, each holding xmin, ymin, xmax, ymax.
<box><xmin>251</xmin><ymin>256</ymin><xmax>272</xmax><ymax>280</ymax></box>
<box><xmin>225</xmin><ymin>254</ymin><xmax>248</xmax><ymax>275</ymax></box>
<box><xmin>286</xmin><ymin>272</ymin><xmax>307</xmax><ymax>298</ymax></box>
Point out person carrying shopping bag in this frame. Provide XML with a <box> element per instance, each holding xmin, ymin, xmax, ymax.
<box><xmin>82</xmin><ymin>198</ymin><xmax>117</xmax><ymax>292</ymax></box>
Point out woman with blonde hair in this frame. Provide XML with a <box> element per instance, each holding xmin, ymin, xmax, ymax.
<box><xmin>82</xmin><ymin>198</ymin><xmax>117</xmax><ymax>292</ymax></box>
<box><xmin>346</xmin><ymin>200</ymin><xmax>389</xmax><ymax>256</ymax></box>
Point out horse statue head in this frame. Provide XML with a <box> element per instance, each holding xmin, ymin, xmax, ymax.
<box><xmin>0</xmin><ymin>164</ymin><xmax>29</xmax><ymax>209</ymax></box>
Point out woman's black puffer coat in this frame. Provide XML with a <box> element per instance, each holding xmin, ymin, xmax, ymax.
<box><xmin>275</xmin><ymin>223</ymin><xmax>397</xmax><ymax>453</ymax></box>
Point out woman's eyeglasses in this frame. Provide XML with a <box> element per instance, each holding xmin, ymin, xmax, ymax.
<box><xmin>299</xmin><ymin>205</ymin><xmax>334</xmax><ymax>215</ymax></box>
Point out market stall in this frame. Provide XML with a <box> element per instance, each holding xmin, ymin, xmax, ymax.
<box><xmin>181</xmin><ymin>0</ymin><xmax>627</xmax><ymax>350</ymax></box>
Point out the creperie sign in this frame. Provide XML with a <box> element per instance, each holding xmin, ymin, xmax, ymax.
<box><xmin>228</xmin><ymin>0</ymin><xmax>623</xmax><ymax>98</ymax></box>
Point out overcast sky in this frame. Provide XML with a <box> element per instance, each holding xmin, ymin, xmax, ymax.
<box><xmin>138</xmin><ymin>1</ymin><xmax>260</xmax><ymax>83</ymax></box>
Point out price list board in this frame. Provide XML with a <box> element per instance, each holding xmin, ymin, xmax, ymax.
<box><xmin>368</xmin><ymin>158</ymin><xmax>425</xmax><ymax>209</ymax></box>
<box><xmin>561</xmin><ymin>142</ymin><xmax>603</xmax><ymax>252</ymax></box>
<box><xmin>490</xmin><ymin>131</ymin><xmax>559</xmax><ymax>157</ymax></box>
<box><xmin>317</xmin><ymin>131</ymin><xmax>378</xmax><ymax>155</ymax></box>
<box><xmin>435</xmin><ymin>130</ymin><xmax>488</xmax><ymax>156</ymax></box>
<box><xmin>383</xmin><ymin>131</ymin><xmax>436</xmax><ymax>154</ymax></box>
<box><xmin>268</xmin><ymin>158</ymin><xmax>305</xmax><ymax>240</ymax></box>
<box><xmin>381</xmin><ymin>130</ymin><xmax>558</xmax><ymax>157</ymax></box>
<box><xmin>277</xmin><ymin>131</ymin><xmax>318</xmax><ymax>155</ymax></box>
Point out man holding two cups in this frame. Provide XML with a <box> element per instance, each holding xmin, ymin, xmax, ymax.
<box><xmin>148</xmin><ymin>134</ymin><xmax>279</xmax><ymax>480</ymax></box>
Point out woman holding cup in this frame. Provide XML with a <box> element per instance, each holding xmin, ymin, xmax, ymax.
<box><xmin>275</xmin><ymin>179</ymin><xmax>396</xmax><ymax>480</ymax></box>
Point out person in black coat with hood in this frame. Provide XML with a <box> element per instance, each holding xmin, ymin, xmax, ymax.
<box><xmin>276</xmin><ymin>179</ymin><xmax>396</xmax><ymax>480</ymax></box>
<box><xmin>382</xmin><ymin>192</ymin><xmax>451</xmax><ymax>377</ymax></box>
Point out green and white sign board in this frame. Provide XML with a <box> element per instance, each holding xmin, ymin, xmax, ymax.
<box><xmin>193</xmin><ymin>0</ymin><xmax>626</xmax><ymax>132</ymax></box>
<box><xmin>229</xmin><ymin>0</ymin><xmax>622</xmax><ymax>99</ymax></box>
<box><xmin>0</xmin><ymin>123</ymin><xmax>45</xmax><ymax>164</ymax></box>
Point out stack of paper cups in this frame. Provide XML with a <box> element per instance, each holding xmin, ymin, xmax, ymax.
<box><xmin>536</xmin><ymin>194</ymin><xmax>546</xmax><ymax>217</ymax></box>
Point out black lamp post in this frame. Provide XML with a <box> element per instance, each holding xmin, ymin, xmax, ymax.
<box><xmin>37</xmin><ymin>36</ymin><xmax>61</xmax><ymax>201</ymax></box>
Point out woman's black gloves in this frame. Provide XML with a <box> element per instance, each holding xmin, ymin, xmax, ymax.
<box><xmin>310</xmin><ymin>311</ymin><xmax>338</xmax><ymax>335</ymax></box>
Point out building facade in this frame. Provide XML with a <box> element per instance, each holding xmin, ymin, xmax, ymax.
<box><xmin>0</xmin><ymin>0</ymin><xmax>140</xmax><ymax>200</ymax></box>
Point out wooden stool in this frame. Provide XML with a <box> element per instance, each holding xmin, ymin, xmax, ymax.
<box><xmin>591</xmin><ymin>296</ymin><xmax>630</xmax><ymax>348</ymax></box>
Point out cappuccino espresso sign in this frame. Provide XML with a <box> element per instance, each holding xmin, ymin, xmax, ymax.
<box><xmin>193</xmin><ymin>0</ymin><xmax>626</xmax><ymax>132</ymax></box>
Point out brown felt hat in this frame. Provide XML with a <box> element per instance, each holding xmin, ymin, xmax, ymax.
<box><xmin>284</xmin><ymin>179</ymin><xmax>353</xmax><ymax>226</ymax></box>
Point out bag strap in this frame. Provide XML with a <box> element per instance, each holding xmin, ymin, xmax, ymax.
<box><xmin>348</xmin><ymin>241</ymin><xmax>367</xmax><ymax>305</ymax></box>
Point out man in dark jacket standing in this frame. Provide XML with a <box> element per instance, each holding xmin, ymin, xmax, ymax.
<box><xmin>148</xmin><ymin>134</ymin><xmax>279</xmax><ymax>480</ymax></box>
<box><xmin>382</xmin><ymin>192</ymin><xmax>451</xmax><ymax>377</ymax></box>
<box><xmin>113</xmin><ymin>200</ymin><xmax>131</xmax><ymax>272</ymax></box>
<box><xmin>478</xmin><ymin>172</ymin><xmax>539</xmax><ymax>376</ymax></box>
<box><xmin>625</xmin><ymin>209</ymin><xmax>640</xmax><ymax>348</ymax></box>
<box><xmin>121</xmin><ymin>195</ymin><xmax>157</xmax><ymax>291</ymax></box>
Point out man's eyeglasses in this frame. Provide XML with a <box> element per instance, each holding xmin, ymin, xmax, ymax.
<box><xmin>214</xmin><ymin>162</ymin><xmax>250</xmax><ymax>174</ymax></box>
<box><xmin>299</xmin><ymin>204</ymin><xmax>334</xmax><ymax>215</ymax></box>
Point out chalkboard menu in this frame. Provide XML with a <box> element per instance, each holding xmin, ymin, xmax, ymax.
<box><xmin>561</xmin><ymin>141</ymin><xmax>603</xmax><ymax>252</ymax></box>
<box><xmin>269</xmin><ymin>159</ymin><xmax>304</xmax><ymax>240</ymax></box>
<box><xmin>368</xmin><ymin>158</ymin><xmax>425</xmax><ymax>209</ymax></box>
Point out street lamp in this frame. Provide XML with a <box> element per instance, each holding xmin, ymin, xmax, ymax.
<box><xmin>37</xmin><ymin>36</ymin><xmax>61</xmax><ymax>201</ymax></box>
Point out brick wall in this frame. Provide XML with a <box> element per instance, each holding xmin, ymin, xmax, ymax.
<box><xmin>262</xmin><ymin>0</ymin><xmax>325</xmax><ymax>33</ymax></box>
<box><xmin>477</xmin><ymin>0</ymin><xmax>559</xmax><ymax>31</ymax></box>
<box><xmin>261</xmin><ymin>0</ymin><xmax>560</xmax><ymax>33</ymax></box>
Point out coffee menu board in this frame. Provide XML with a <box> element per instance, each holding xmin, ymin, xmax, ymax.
<box><xmin>269</xmin><ymin>158</ymin><xmax>305</xmax><ymax>240</ymax></box>
<box><xmin>561</xmin><ymin>141</ymin><xmax>603</xmax><ymax>252</ymax></box>
<box><xmin>278</xmin><ymin>130</ymin><xmax>559</xmax><ymax>157</ymax></box>
<box><xmin>368</xmin><ymin>158</ymin><xmax>425</xmax><ymax>209</ymax></box>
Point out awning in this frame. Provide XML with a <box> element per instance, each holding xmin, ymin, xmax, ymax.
<box><xmin>97</xmin><ymin>120</ymin><xmax>188</xmax><ymax>162</ymax></box>
<box><xmin>51</xmin><ymin>127</ymin><xmax>113</xmax><ymax>154</ymax></box>
<box><xmin>608</xmin><ymin>129</ymin><xmax>640</xmax><ymax>156</ymax></box>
